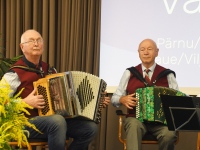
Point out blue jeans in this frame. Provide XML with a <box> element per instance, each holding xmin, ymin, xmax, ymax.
<box><xmin>25</xmin><ymin>115</ymin><xmax>98</xmax><ymax>150</ymax></box>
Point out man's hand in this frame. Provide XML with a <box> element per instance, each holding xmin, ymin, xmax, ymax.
<box><xmin>103</xmin><ymin>97</ymin><xmax>110</xmax><ymax>108</ymax></box>
<box><xmin>119</xmin><ymin>93</ymin><xmax>138</xmax><ymax>109</ymax></box>
<box><xmin>102</xmin><ymin>91</ymin><xmax>110</xmax><ymax>108</ymax></box>
<box><xmin>23</xmin><ymin>89</ymin><xmax>45</xmax><ymax>109</ymax></box>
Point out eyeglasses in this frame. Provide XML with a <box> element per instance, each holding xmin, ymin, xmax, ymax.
<box><xmin>21</xmin><ymin>39</ymin><xmax>43</xmax><ymax>45</ymax></box>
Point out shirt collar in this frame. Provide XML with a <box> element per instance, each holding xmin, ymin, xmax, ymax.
<box><xmin>22</xmin><ymin>55</ymin><xmax>42</xmax><ymax>69</ymax></box>
<box><xmin>141</xmin><ymin>63</ymin><xmax>156</xmax><ymax>73</ymax></box>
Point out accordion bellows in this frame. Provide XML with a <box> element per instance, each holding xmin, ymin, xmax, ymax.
<box><xmin>33</xmin><ymin>71</ymin><xmax>107</xmax><ymax>123</ymax></box>
<box><xmin>135</xmin><ymin>86</ymin><xmax>186</xmax><ymax>124</ymax></box>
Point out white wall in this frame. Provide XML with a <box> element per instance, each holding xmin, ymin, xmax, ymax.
<box><xmin>100</xmin><ymin>0</ymin><xmax>200</xmax><ymax>95</ymax></box>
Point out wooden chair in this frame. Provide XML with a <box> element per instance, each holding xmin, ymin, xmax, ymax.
<box><xmin>197</xmin><ymin>132</ymin><xmax>200</xmax><ymax>150</ymax></box>
<box><xmin>116</xmin><ymin>110</ymin><xmax>179</xmax><ymax>150</ymax></box>
<box><xmin>9</xmin><ymin>139</ymin><xmax>69</xmax><ymax>150</ymax></box>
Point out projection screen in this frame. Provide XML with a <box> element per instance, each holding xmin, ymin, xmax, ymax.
<box><xmin>99</xmin><ymin>0</ymin><xmax>200</xmax><ymax>95</ymax></box>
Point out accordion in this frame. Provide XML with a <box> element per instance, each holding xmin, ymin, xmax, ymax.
<box><xmin>135</xmin><ymin>86</ymin><xmax>186</xmax><ymax>124</ymax></box>
<box><xmin>33</xmin><ymin>71</ymin><xmax>107</xmax><ymax>123</ymax></box>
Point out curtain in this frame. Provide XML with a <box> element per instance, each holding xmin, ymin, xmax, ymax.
<box><xmin>0</xmin><ymin>0</ymin><xmax>101</xmax><ymax>75</ymax></box>
<box><xmin>0</xmin><ymin>0</ymin><xmax>106</xmax><ymax>150</ymax></box>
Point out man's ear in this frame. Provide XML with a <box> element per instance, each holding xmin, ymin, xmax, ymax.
<box><xmin>155</xmin><ymin>48</ymin><xmax>159</xmax><ymax>57</ymax></box>
<box><xmin>19</xmin><ymin>43</ymin><xmax>23</xmax><ymax>50</ymax></box>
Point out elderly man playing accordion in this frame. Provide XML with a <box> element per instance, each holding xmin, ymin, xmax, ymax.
<box><xmin>111</xmin><ymin>39</ymin><xmax>183</xmax><ymax>150</ymax></box>
<box><xmin>0</xmin><ymin>29</ymin><xmax>110</xmax><ymax>150</ymax></box>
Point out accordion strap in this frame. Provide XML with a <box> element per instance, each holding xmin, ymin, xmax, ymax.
<box><xmin>9</xmin><ymin>64</ymin><xmax>56</xmax><ymax>77</ymax></box>
<box><xmin>127</xmin><ymin>67</ymin><xmax>149</xmax><ymax>86</ymax></box>
<box><xmin>9</xmin><ymin>65</ymin><xmax>45</xmax><ymax>76</ymax></box>
<box><xmin>10</xmin><ymin>65</ymin><xmax>41</xmax><ymax>73</ymax></box>
<box><xmin>127</xmin><ymin>67</ymin><xmax>176</xmax><ymax>87</ymax></box>
<box><xmin>152</xmin><ymin>69</ymin><xmax>176</xmax><ymax>84</ymax></box>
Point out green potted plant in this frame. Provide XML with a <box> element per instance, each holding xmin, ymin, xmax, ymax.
<box><xmin>0</xmin><ymin>55</ymin><xmax>23</xmax><ymax>79</ymax></box>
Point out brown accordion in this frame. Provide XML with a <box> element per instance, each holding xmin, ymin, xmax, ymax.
<box><xmin>135</xmin><ymin>86</ymin><xmax>186</xmax><ymax>124</ymax></box>
<box><xmin>33</xmin><ymin>71</ymin><xmax>107</xmax><ymax>123</ymax></box>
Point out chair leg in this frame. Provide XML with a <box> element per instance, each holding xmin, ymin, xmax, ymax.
<box><xmin>197</xmin><ymin>132</ymin><xmax>200</xmax><ymax>150</ymax></box>
<box><xmin>27</xmin><ymin>143</ymin><xmax>32</xmax><ymax>150</ymax></box>
<box><xmin>123</xmin><ymin>142</ymin><xmax>126</xmax><ymax>150</ymax></box>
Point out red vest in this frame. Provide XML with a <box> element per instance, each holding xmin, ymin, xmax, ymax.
<box><xmin>12</xmin><ymin>58</ymin><xmax>50</xmax><ymax>117</ymax></box>
<box><xmin>126</xmin><ymin>64</ymin><xmax>169</xmax><ymax>117</ymax></box>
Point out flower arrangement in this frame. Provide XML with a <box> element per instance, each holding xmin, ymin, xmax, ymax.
<box><xmin>0</xmin><ymin>78</ymin><xmax>40</xmax><ymax>149</ymax></box>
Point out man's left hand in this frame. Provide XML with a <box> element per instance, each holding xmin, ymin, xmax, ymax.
<box><xmin>102</xmin><ymin>91</ymin><xmax>110</xmax><ymax>108</ymax></box>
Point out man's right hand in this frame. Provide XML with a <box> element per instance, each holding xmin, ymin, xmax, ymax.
<box><xmin>119</xmin><ymin>93</ymin><xmax>138</xmax><ymax>109</ymax></box>
<box><xmin>23</xmin><ymin>89</ymin><xmax>45</xmax><ymax>109</ymax></box>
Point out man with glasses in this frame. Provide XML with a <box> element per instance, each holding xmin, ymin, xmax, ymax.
<box><xmin>1</xmin><ymin>29</ymin><xmax>110</xmax><ymax>150</ymax></box>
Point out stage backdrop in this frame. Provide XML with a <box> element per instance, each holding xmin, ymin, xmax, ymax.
<box><xmin>100</xmin><ymin>0</ymin><xmax>200</xmax><ymax>95</ymax></box>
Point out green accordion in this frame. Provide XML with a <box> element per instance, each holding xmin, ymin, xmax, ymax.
<box><xmin>135</xmin><ymin>86</ymin><xmax>186</xmax><ymax>125</ymax></box>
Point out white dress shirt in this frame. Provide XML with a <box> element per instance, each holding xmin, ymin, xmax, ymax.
<box><xmin>0</xmin><ymin>72</ymin><xmax>21</xmax><ymax>96</ymax></box>
<box><xmin>111</xmin><ymin>63</ymin><xmax>179</xmax><ymax>107</ymax></box>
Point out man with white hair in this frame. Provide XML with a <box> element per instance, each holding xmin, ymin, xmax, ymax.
<box><xmin>1</xmin><ymin>29</ymin><xmax>110</xmax><ymax>150</ymax></box>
